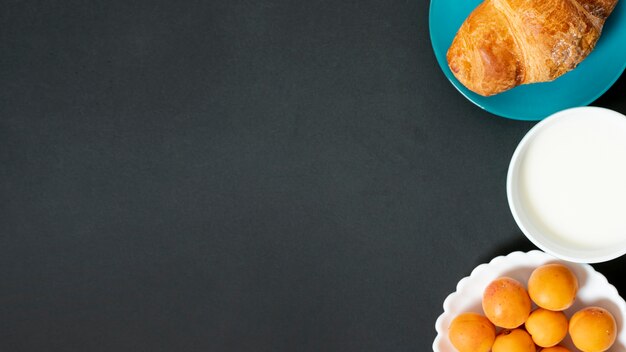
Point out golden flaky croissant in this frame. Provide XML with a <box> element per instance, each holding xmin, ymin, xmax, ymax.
<box><xmin>446</xmin><ymin>0</ymin><xmax>619</xmax><ymax>96</ymax></box>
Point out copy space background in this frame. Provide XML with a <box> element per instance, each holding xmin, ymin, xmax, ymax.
<box><xmin>1</xmin><ymin>1</ymin><xmax>625</xmax><ymax>351</ymax></box>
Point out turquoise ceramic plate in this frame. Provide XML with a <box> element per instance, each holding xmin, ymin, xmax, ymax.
<box><xmin>429</xmin><ymin>0</ymin><xmax>626</xmax><ymax>121</ymax></box>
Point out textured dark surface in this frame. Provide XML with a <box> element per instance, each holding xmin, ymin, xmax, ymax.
<box><xmin>1</xmin><ymin>0</ymin><xmax>625</xmax><ymax>351</ymax></box>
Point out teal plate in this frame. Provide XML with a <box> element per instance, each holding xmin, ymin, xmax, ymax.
<box><xmin>429</xmin><ymin>0</ymin><xmax>626</xmax><ymax>121</ymax></box>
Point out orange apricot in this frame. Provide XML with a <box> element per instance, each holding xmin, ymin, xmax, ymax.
<box><xmin>524</xmin><ymin>308</ymin><xmax>568</xmax><ymax>347</ymax></box>
<box><xmin>448</xmin><ymin>312</ymin><xmax>495</xmax><ymax>352</ymax></box>
<box><xmin>482</xmin><ymin>277</ymin><xmax>531</xmax><ymax>328</ymax></box>
<box><xmin>541</xmin><ymin>346</ymin><xmax>571</xmax><ymax>352</ymax></box>
<box><xmin>492</xmin><ymin>329</ymin><xmax>536</xmax><ymax>352</ymax></box>
<box><xmin>528</xmin><ymin>263</ymin><xmax>578</xmax><ymax>311</ymax></box>
<box><xmin>569</xmin><ymin>306</ymin><xmax>616</xmax><ymax>352</ymax></box>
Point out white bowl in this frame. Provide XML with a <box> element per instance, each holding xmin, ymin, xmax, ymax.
<box><xmin>433</xmin><ymin>251</ymin><xmax>626</xmax><ymax>352</ymax></box>
<box><xmin>507</xmin><ymin>106</ymin><xmax>626</xmax><ymax>263</ymax></box>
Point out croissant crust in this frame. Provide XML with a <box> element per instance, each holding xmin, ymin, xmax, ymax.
<box><xmin>446</xmin><ymin>0</ymin><xmax>618</xmax><ymax>96</ymax></box>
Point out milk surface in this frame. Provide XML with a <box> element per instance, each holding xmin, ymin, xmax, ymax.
<box><xmin>519</xmin><ymin>111</ymin><xmax>626</xmax><ymax>249</ymax></box>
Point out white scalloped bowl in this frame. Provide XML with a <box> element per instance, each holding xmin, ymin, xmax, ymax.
<box><xmin>433</xmin><ymin>251</ymin><xmax>626</xmax><ymax>352</ymax></box>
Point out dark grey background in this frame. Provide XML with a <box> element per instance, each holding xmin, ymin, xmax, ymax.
<box><xmin>1</xmin><ymin>0</ymin><xmax>624</xmax><ymax>351</ymax></box>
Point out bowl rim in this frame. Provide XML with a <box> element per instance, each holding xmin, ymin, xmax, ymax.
<box><xmin>506</xmin><ymin>106</ymin><xmax>626</xmax><ymax>263</ymax></box>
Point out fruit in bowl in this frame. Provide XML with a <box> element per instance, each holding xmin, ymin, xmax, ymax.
<box><xmin>528</xmin><ymin>263</ymin><xmax>578</xmax><ymax>311</ymax></box>
<box><xmin>433</xmin><ymin>251</ymin><xmax>625</xmax><ymax>352</ymax></box>
<box><xmin>569</xmin><ymin>306</ymin><xmax>617</xmax><ymax>352</ymax></box>
<box><xmin>482</xmin><ymin>277</ymin><xmax>531</xmax><ymax>329</ymax></box>
<box><xmin>448</xmin><ymin>313</ymin><xmax>495</xmax><ymax>352</ymax></box>
<box><xmin>541</xmin><ymin>346</ymin><xmax>571</xmax><ymax>352</ymax></box>
<box><xmin>524</xmin><ymin>308</ymin><xmax>568</xmax><ymax>347</ymax></box>
<box><xmin>492</xmin><ymin>328</ymin><xmax>535</xmax><ymax>352</ymax></box>
<box><xmin>448</xmin><ymin>263</ymin><xmax>617</xmax><ymax>351</ymax></box>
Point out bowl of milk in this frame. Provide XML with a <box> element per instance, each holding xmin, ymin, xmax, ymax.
<box><xmin>507</xmin><ymin>106</ymin><xmax>626</xmax><ymax>263</ymax></box>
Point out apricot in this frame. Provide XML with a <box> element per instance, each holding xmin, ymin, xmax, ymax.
<box><xmin>524</xmin><ymin>308</ymin><xmax>568</xmax><ymax>347</ymax></box>
<box><xmin>492</xmin><ymin>329</ymin><xmax>536</xmax><ymax>352</ymax></box>
<box><xmin>482</xmin><ymin>277</ymin><xmax>531</xmax><ymax>328</ymax></box>
<box><xmin>528</xmin><ymin>263</ymin><xmax>578</xmax><ymax>311</ymax></box>
<box><xmin>541</xmin><ymin>347</ymin><xmax>571</xmax><ymax>352</ymax></box>
<box><xmin>569</xmin><ymin>307</ymin><xmax>616</xmax><ymax>352</ymax></box>
<box><xmin>448</xmin><ymin>312</ymin><xmax>495</xmax><ymax>352</ymax></box>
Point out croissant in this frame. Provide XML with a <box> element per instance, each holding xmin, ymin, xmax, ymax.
<box><xmin>446</xmin><ymin>0</ymin><xmax>619</xmax><ymax>96</ymax></box>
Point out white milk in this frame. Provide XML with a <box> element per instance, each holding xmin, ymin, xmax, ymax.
<box><xmin>519</xmin><ymin>111</ymin><xmax>626</xmax><ymax>249</ymax></box>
